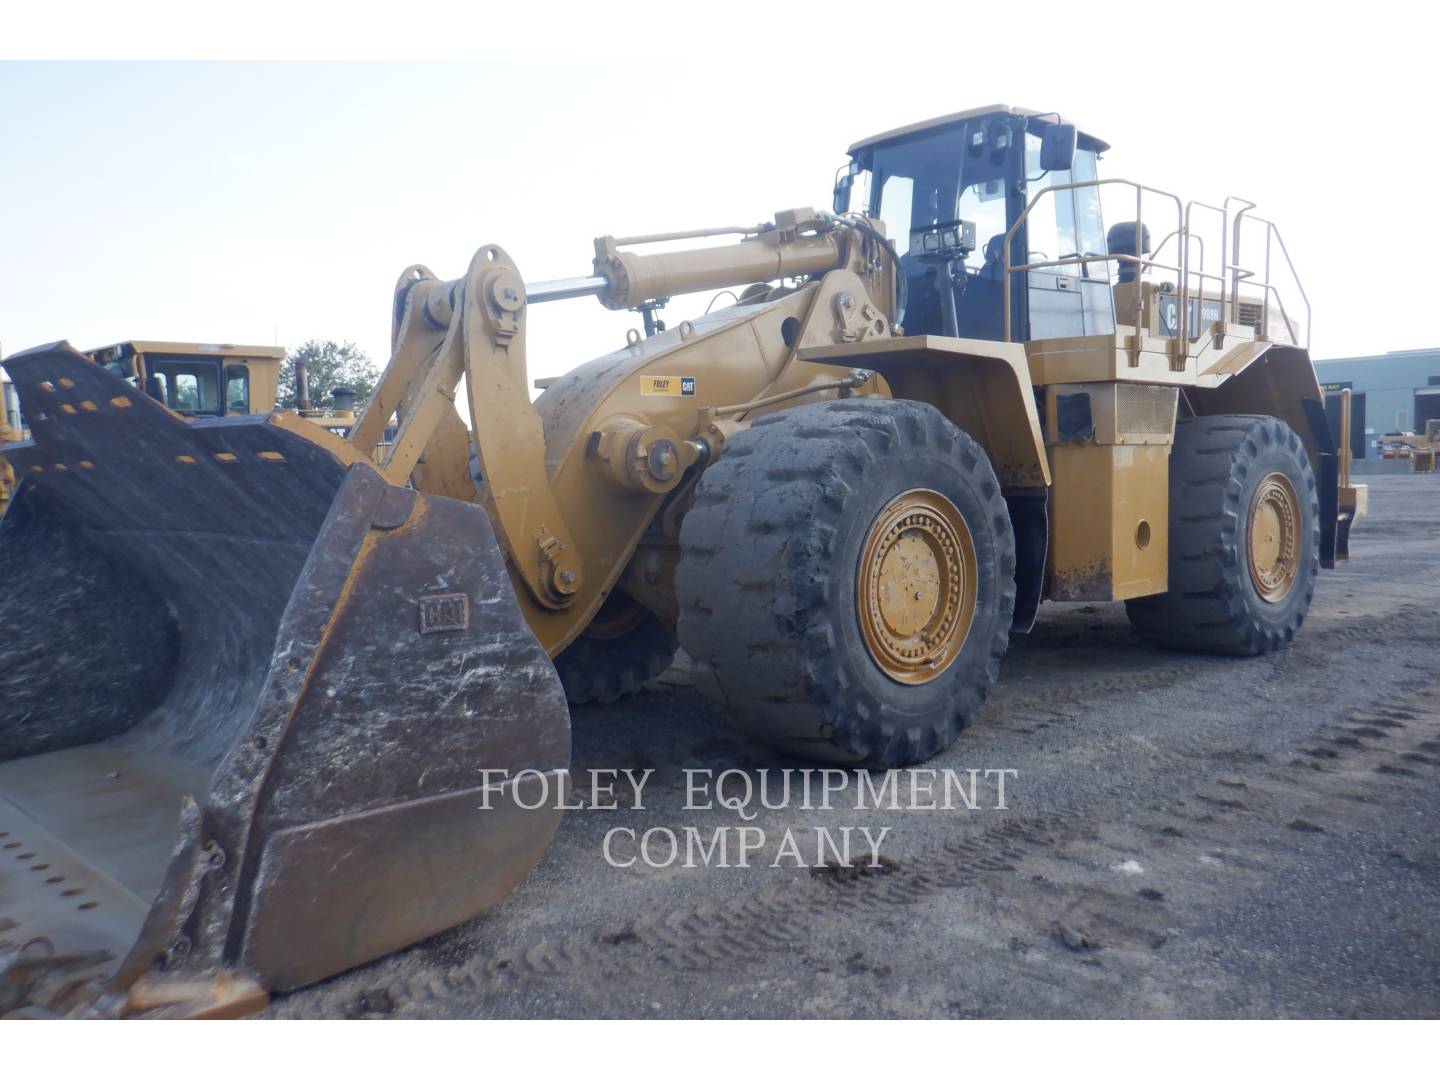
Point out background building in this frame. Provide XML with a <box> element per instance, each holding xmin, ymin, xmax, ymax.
<box><xmin>1315</xmin><ymin>347</ymin><xmax>1440</xmax><ymax>459</ymax></box>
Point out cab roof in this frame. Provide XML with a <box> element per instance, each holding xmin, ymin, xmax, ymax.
<box><xmin>848</xmin><ymin>104</ymin><xmax>1109</xmax><ymax>156</ymax></box>
<box><xmin>89</xmin><ymin>340</ymin><xmax>286</xmax><ymax>362</ymax></box>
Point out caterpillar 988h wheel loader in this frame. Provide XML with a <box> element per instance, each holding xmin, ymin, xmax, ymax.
<box><xmin>0</xmin><ymin>104</ymin><xmax>1364</xmax><ymax>1015</ymax></box>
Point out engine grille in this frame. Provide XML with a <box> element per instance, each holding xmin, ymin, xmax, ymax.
<box><xmin>1116</xmin><ymin>385</ymin><xmax>1178</xmax><ymax>436</ymax></box>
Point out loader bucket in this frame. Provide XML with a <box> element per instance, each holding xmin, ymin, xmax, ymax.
<box><xmin>0</xmin><ymin>343</ymin><xmax>569</xmax><ymax>1016</ymax></box>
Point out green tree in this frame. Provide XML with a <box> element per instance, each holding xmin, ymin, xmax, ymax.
<box><xmin>277</xmin><ymin>339</ymin><xmax>379</xmax><ymax>411</ymax></box>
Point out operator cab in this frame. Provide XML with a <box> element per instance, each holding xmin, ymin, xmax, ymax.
<box><xmin>837</xmin><ymin>105</ymin><xmax>1115</xmax><ymax>343</ymax></box>
<box><xmin>85</xmin><ymin>341</ymin><xmax>281</xmax><ymax>416</ymax></box>
<box><xmin>2</xmin><ymin>378</ymin><xmax>21</xmax><ymax>434</ymax></box>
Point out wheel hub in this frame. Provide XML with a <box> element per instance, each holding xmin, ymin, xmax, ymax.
<box><xmin>857</xmin><ymin>489</ymin><xmax>977</xmax><ymax>684</ymax></box>
<box><xmin>583</xmin><ymin>591</ymin><xmax>648</xmax><ymax>640</ymax></box>
<box><xmin>1248</xmin><ymin>471</ymin><xmax>1301</xmax><ymax>603</ymax></box>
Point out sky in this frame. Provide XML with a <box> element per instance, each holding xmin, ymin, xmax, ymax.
<box><xmin>1</xmin><ymin>11</ymin><xmax>1434</xmax><ymax>393</ymax></box>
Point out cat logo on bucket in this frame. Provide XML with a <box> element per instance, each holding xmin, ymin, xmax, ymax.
<box><xmin>641</xmin><ymin>375</ymin><xmax>696</xmax><ymax>397</ymax></box>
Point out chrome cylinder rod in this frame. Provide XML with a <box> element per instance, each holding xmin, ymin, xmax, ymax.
<box><xmin>525</xmin><ymin>275</ymin><xmax>607</xmax><ymax>303</ymax></box>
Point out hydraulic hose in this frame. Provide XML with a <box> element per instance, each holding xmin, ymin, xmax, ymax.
<box><xmin>824</xmin><ymin>211</ymin><xmax>908</xmax><ymax>332</ymax></box>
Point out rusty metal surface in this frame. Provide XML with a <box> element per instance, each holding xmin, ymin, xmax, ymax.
<box><xmin>0</xmin><ymin>343</ymin><xmax>570</xmax><ymax>1009</ymax></box>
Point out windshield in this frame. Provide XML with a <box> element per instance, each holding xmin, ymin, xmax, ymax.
<box><xmin>866</xmin><ymin>119</ymin><xmax>1014</xmax><ymax>275</ymax></box>
<box><xmin>862</xmin><ymin>117</ymin><xmax>1020</xmax><ymax>339</ymax></box>
<box><xmin>148</xmin><ymin>357</ymin><xmax>223</xmax><ymax>415</ymax></box>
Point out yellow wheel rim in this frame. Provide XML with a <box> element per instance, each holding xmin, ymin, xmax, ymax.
<box><xmin>1247</xmin><ymin>472</ymin><xmax>1301</xmax><ymax>603</ymax></box>
<box><xmin>857</xmin><ymin>489</ymin><xmax>978</xmax><ymax>685</ymax></box>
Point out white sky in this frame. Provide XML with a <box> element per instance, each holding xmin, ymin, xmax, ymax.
<box><xmin>1</xmin><ymin>4</ymin><xmax>1433</xmax><ymax>389</ymax></box>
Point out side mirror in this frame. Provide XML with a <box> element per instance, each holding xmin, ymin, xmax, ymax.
<box><xmin>1039</xmin><ymin>123</ymin><xmax>1077</xmax><ymax>172</ymax></box>
<box><xmin>832</xmin><ymin>165</ymin><xmax>854</xmax><ymax>214</ymax></box>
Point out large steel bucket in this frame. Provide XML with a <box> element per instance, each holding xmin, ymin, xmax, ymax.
<box><xmin>0</xmin><ymin>344</ymin><xmax>569</xmax><ymax>1016</ymax></box>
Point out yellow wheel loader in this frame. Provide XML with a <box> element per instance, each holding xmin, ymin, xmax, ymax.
<box><xmin>83</xmin><ymin>339</ymin><xmax>366</xmax><ymax>431</ymax></box>
<box><xmin>0</xmin><ymin>341</ymin><xmax>370</xmax><ymax>520</ymax></box>
<box><xmin>83</xmin><ymin>340</ymin><xmax>289</xmax><ymax>417</ymax></box>
<box><xmin>0</xmin><ymin>105</ymin><xmax>1364</xmax><ymax>1015</ymax></box>
<box><xmin>0</xmin><ymin>378</ymin><xmax>20</xmax><ymax>517</ymax></box>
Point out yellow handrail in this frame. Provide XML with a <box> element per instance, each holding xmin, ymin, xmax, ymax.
<box><xmin>1001</xmin><ymin>177</ymin><xmax>1310</xmax><ymax>358</ymax></box>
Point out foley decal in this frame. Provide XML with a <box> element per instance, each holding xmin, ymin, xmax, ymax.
<box><xmin>641</xmin><ymin>375</ymin><xmax>696</xmax><ymax>397</ymax></box>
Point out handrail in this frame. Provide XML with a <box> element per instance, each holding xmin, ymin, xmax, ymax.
<box><xmin>1183</xmin><ymin>199</ymin><xmax>1227</xmax><ymax>325</ymax></box>
<box><xmin>1150</xmin><ymin>227</ymin><xmax>1205</xmax><ymax>287</ymax></box>
<box><xmin>1002</xmin><ymin>178</ymin><xmax>1310</xmax><ymax>359</ymax></box>
<box><xmin>1002</xmin><ymin>177</ymin><xmax>1180</xmax><ymax>344</ymax></box>
<box><xmin>1229</xmin><ymin>213</ymin><xmax>1310</xmax><ymax>349</ymax></box>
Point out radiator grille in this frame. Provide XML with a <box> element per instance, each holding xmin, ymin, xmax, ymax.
<box><xmin>1237</xmin><ymin>301</ymin><xmax>1265</xmax><ymax>329</ymax></box>
<box><xmin>1116</xmin><ymin>385</ymin><xmax>1178</xmax><ymax>436</ymax></box>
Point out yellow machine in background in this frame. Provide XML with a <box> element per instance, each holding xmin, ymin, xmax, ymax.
<box><xmin>0</xmin><ymin>341</ymin><xmax>366</xmax><ymax>515</ymax></box>
<box><xmin>86</xmin><ymin>340</ymin><xmax>287</xmax><ymax>416</ymax></box>
<box><xmin>1</xmin><ymin>376</ymin><xmax>21</xmax><ymax>516</ymax></box>
<box><xmin>0</xmin><ymin>105</ymin><xmax>1366</xmax><ymax>1016</ymax></box>
<box><xmin>1379</xmin><ymin>419</ymin><xmax>1440</xmax><ymax>472</ymax></box>
<box><xmin>88</xmin><ymin>340</ymin><xmax>366</xmax><ymax>431</ymax></box>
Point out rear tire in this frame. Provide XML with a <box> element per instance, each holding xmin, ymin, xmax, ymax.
<box><xmin>556</xmin><ymin>590</ymin><xmax>677</xmax><ymax>705</ymax></box>
<box><xmin>1126</xmin><ymin>414</ymin><xmax>1319</xmax><ymax>655</ymax></box>
<box><xmin>677</xmin><ymin>398</ymin><xmax>1016</xmax><ymax>767</ymax></box>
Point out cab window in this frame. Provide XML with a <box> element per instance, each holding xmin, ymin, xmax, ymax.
<box><xmin>148</xmin><ymin>358</ymin><xmax>222</xmax><ymax>415</ymax></box>
<box><xmin>876</xmin><ymin>174</ymin><xmax>915</xmax><ymax>257</ymax></box>
<box><xmin>1071</xmin><ymin>151</ymin><xmax>1108</xmax><ymax>279</ymax></box>
<box><xmin>1022</xmin><ymin>136</ymin><xmax>1107</xmax><ymax>280</ymax></box>
<box><xmin>1022</xmin><ymin>132</ymin><xmax>1078</xmax><ymax>275</ymax></box>
<box><xmin>954</xmin><ymin>178</ymin><xmax>1008</xmax><ymax>275</ymax></box>
<box><xmin>225</xmin><ymin>365</ymin><xmax>250</xmax><ymax>414</ymax></box>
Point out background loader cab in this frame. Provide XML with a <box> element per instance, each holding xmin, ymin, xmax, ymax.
<box><xmin>86</xmin><ymin>340</ymin><xmax>285</xmax><ymax>417</ymax></box>
<box><xmin>837</xmin><ymin>106</ymin><xmax>1115</xmax><ymax>342</ymax></box>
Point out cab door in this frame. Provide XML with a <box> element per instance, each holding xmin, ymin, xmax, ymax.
<box><xmin>1022</xmin><ymin>138</ymin><xmax>1114</xmax><ymax>341</ymax></box>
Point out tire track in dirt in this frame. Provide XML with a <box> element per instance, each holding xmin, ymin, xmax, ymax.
<box><xmin>273</xmin><ymin>679</ymin><xmax>1440</xmax><ymax>1019</ymax></box>
<box><xmin>268</xmin><ymin>670</ymin><xmax>1440</xmax><ymax>1017</ymax></box>
<box><xmin>272</xmin><ymin>814</ymin><xmax>1071</xmax><ymax>1016</ymax></box>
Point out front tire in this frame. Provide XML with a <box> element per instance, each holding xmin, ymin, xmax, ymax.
<box><xmin>676</xmin><ymin>398</ymin><xmax>1016</xmax><ymax>767</ymax></box>
<box><xmin>1126</xmin><ymin>414</ymin><xmax>1319</xmax><ymax>655</ymax></box>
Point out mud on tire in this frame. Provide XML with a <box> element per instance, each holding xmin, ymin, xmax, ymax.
<box><xmin>1126</xmin><ymin>413</ymin><xmax>1319</xmax><ymax>655</ymax></box>
<box><xmin>676</xmin><ymin>398</ymin><xmax>1016</xmax><ymax>767</ymax></box>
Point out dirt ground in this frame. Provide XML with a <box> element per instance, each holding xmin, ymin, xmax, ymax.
<box><xmin>272</xmin><ymin>473</ymin><xmax>1440</xmax><ymax>1019</ymax></box>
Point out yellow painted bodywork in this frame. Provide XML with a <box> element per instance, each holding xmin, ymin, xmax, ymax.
<box><xmin>348</xmin><ymin>227</ymin><xmax>896</xmax><ymax>656</ymax></box>
<box><xmin>1042</xmin><ymin>382</ymin><xmax>1177</xmax><ymax>601</ymax></box>
<box><xmin>1047</xmin><ymin>443</ymin><xmax>1171</xmax><ymax>601</ymax></box>
<box><xmin>798</xmin><ymin>335</ymin><xmax>1050</xmax><ymax>491</ymax></box>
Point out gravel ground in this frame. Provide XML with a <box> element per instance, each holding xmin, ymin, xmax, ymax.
<box><xmin>272</xmin><ymin>473</ymin><xmax>1440</xmax><ymax>1019</ymax></box>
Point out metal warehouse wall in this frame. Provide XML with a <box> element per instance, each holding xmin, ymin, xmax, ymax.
<box><xmin>1315</xmin><ymin>348</ymin><xmax>1440</xmax><ymax>454</ymax></box>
